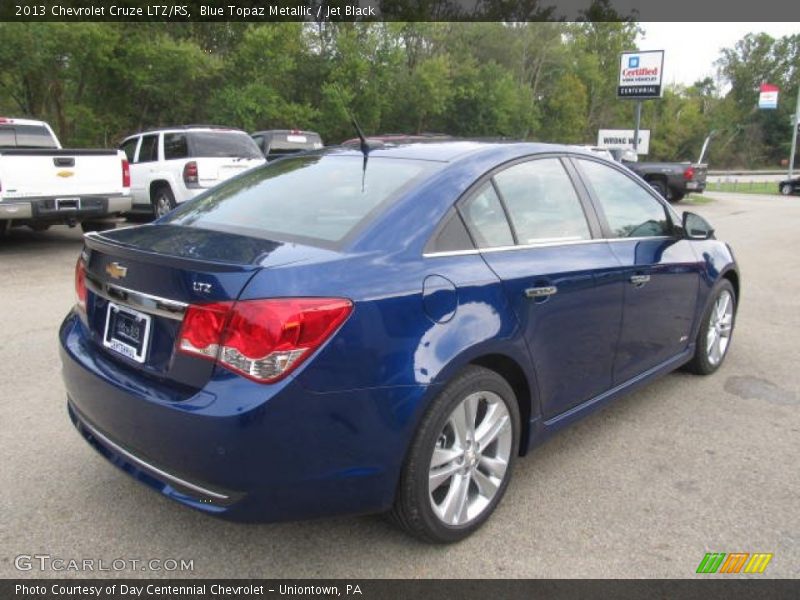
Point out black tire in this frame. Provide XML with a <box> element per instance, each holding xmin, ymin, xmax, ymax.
<box><xmin>670</xmin><ymin>191</ymin><xmax>685</xmax><ymax>204</ymax></box>
<box><xmin>80</xmin><ymin>220</ymin><xmax>115</xmax><ymax>233</ymax></box>
<box><xmin>684</xmin><ymin>280</ymin><xmax>736</xmax><ymax>375</ymax></box>
<box><xmin>648</xmin><ymin>179</ymin><xmax>668</xmax><ymax>200</ymax></box>
<box><xmin>390</xmin><ymin>365</ymin><xmax>521</xmax><ymax>543</ymax></box>
<box><xmin>780</xmin><ymin>183</ymin><xmax>793</xmax><ymax>196</ymax></box>
<box><xmin>151</xmin><ymin>185</ymin><xmax>176</xmax><ymax>218</ymax></box>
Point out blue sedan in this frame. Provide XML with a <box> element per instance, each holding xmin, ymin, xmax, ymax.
<box><xmin>59</xmin><ymin>141</ymin><xmax>739</xmax><ymax>542</ymax></box>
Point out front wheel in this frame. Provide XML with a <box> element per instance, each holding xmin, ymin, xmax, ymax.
<box><xmin>390</xmin><ymin>366</ymin><xmax>520</xmax><ymax>543</ymax></box>
<box><xmin>685</xmin><ymin>280</ymin><xmax>736</xmax><ymax>375</ymax></box>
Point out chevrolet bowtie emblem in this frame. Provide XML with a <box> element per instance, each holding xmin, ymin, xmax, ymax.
<box><xmin>56</xmin><ymin>170</ymin><xmax>74</xmax><ymax>178</ymax></box>
<box><xmin>106</xmin><ymin>262</ymin><xmax>128</xmax><ymax>279</ymax></box>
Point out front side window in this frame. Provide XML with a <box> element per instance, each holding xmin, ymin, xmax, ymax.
<box><xmin>120</xmin><ymin>138</ymin><xmax>138</xmax><ymax>162</ymax></box>
<box><xmin>577</xmin><ymin>159</ymin><xmax>672</xmax><ymax>238</ymax></box>
<box><xmin>460</xmin><ymin>183</ymin><xmax>515</xmax><ymax>248</ymax></box>
<box><xmin>493</xmin><ymin>158</ymin><xmax>591</xmax><ymax>244</ymax></box>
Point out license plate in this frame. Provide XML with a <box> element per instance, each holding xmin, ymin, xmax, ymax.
<box><xmin>286</xmin><ymin>135</ymin><xmax>307</xmax><ymax>143</ymax></box>
<box><xmin>686</xmin><ymin>181</ymin><xmax>699</xmax><ymax>189</ymax></box>
<box><xmin>102</xmin><ymin>302</ymin><xmax>152</xmax><ymax>363</ymax></box>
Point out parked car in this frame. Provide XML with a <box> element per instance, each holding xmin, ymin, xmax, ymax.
<box><xmin>778</xmin><ymin>176</ymin><xmax>800</xmax><ymax>196</ymax></box>
<box><xmin>250</xmin><ymin>129</ymin><xmax>323</xmax><ymax>161</ymax></box>
<box><xmin>60</xmin><ymin>142</ymin><xmax>739</xmax><ymax>543</ymax></box>
<box><xmin>120</xmin><ymin>126</ymin><xmax>265</xmax><ymax>218</ymax></box>
<box><xmin>0</xmin><ymin>117</ymin><xmax>131</xmax><ymax>234</ymax></box>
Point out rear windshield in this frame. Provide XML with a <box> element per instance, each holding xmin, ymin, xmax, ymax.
<box><xmin>163</xmin><ymin>155</ymin><xmax>434</xmax><ymax>246</ymax></box>
<box><xmin>187</xmin><ymin>131</ymin><xmax>262</xmax><ymax>159</ymax></box>
<box><xmin>268</xmin><ymin>132</ymin><xmax>322</xmax><ymax>151</ymax></box>
<box><xmin>0</xmin><ymin>124</ymin><xmax>58</xmax><ymax>149</ymax></box>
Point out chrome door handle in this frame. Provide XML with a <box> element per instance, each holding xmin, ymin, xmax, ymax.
<box><xmin>629</xmin><ymin>274</ymin><xmax>651</xmax><ymax>286</ymax></box>
<box><xmin>525</xmin><ymin>286</ymin><xmax>558</xmax><ymax>299</ymax></box>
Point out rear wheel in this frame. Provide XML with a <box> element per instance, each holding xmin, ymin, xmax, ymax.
<box><xmin>648</xmin><ymin>179</ymin><xmax>668</xmax><ymax>200</ymax></box>
<box><xmin>152</xmin><ymin>186</ymin><xmax>176</xmax><ymax>218</ymax></box>
<box><xmin>685</xmin><ymin>280</ymin><xmax>736</xmax><ymax>375</ymax></box>
<box><xmin>780</xmin><ymin>183</ymin><xmax>793</xmax><ymax>196</ymax></box>
<box><xmin>391</xmin><ymin>366</ymin><xmax>520</xmax><ymax>543</ymax></box>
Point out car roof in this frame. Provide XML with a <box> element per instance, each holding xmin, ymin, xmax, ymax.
<box><xmin>127</xmin><ymin>125</ymin><xmax>249</xmax><ymax>137</ymax></box>
<box><xmin>325</xmin><ymin>140</ymin><xmax>589</xmax><ymax>163</ymax></box>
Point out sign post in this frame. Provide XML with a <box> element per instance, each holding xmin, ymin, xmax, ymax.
<box><xmin>789</xmin><ymin>84</ymin><xmax>800</xmax><ymax>179</ymax></box>
<box><xmin>618</xmin><ymin>50</ymin><xmax>664</xmax><ymax>156</ymax></box>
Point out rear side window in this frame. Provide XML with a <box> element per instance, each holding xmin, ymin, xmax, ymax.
<box><xmin>163</xmin><ymin>155</ymin><xmax>433</xmax><ymax>245</ymax></box>
<box><xmin>577</xmin><ymin>159</ymin><xmax>671</xmax><ymax>238</ymax></box>
<box><xmin>120</xmin><ymin>138</ymin><xmax>138</xmax><ymax>162</ymax></box>
<box><xmin>187</xmin><ymin>131</ymin><xmax>262</xmax><ymax>159</ymax></box>
<box><xmin>0</xmin><ymin>124</ymin><xmax>58</xmax><ymax>149</ymax></box>
<box><xmin>164</xmin><ymin>133</ymin><xmax>188</xmax><ymax>160</ymax></box>
<box><xmin>137</xmin><ymin>134</ymin><xmax>159</xmax><ymax>163</ymax></box>
<box><xmin>493</xmin><ymin>158</ymin><xmax>591</xmax><ymax>244</ymax></box>
<box><xmin>460</xmin><ymin>183</ymin><xmax>514</xmax><ymax>248</ymax></box>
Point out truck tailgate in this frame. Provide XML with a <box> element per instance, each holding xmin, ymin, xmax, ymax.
<box><xmin>0</xmin><ymin>149</ymin><xmax>125</xmax><ymax>198</ymax></box>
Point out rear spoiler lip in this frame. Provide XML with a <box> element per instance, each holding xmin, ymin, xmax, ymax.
<box><xmin>83</xmin><ymin>229</ymin><xmax>262</xmax><ymax>273</ymax></box>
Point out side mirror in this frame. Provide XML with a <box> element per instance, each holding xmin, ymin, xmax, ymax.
<box><xmin>682</xmin><ymin>211</ymin><xmax>714</xmax><ymax>240</ymax></box>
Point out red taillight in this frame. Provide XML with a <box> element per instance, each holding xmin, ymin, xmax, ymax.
<box><xmin>177</xmin><ymin>298</ymin><xmax>353</xmax><ymax>383</ymax></box>
<box><xmin>183</xmin><ymin>161</ymin><xmax>198</xmax><ymax>186</ymax></box>
<box><xmin>122</xmin><ymin>158</ymin><xmax>131</xmax><ymax>188</ymax></box>
<box><xmin>74</xmin><ymin>258</ymin><xmax>87</xmax><ymax>310</ymax></box>
<box><xmin>684</xmin><ymin>166</ymin><xmax>695</xmax><ymax>181</ymax></box>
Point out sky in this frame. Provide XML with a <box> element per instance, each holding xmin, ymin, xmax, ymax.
<box><xmin>637</xmin><ymin>22</ymin><xmax>799</xmax><ymax>87</ymax></box>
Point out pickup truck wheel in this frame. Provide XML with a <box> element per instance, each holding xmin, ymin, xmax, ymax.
<box><xmin>152</xmin><ymin>186</ymin><xmax>176</xmax><ymax>218</ymax></box>
<box><xmin>80</xmin><ymin>220</ymin><xmax>115</xmax><ymax>233</ymax></box>
<box><xmin>780</xmin><ymin>183</ymin><xmax>793</xmax><ymax>196</ymax></box>
<box><xmin>648</xmin><ymin>180</ymin><xmax>668</xmax><ymax>200</ymax></box>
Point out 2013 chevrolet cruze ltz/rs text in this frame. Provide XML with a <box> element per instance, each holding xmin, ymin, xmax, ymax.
<box><xmin>59</xmin><ymin>141</ymin><xmax>739</xmax><ymax>543</ymax></box>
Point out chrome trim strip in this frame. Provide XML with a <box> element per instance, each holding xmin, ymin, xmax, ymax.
<box><xmin>77</xmin><ymin>411</ymin><xmax>230</xmax><ymax>501</ymax></box>
<box><xmin>423</xmin><ymin>236</ymin><xmax>674</xmax><ymax>258</ymax></box>
<box><xmin>85</xmin><ymin>275</ymin><xmax>187</xmax><ymax>321</ymax></box>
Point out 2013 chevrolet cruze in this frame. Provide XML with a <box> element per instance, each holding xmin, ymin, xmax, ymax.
<box><xmin>60</xmin><ymin>141</ymin><xmax>739</xmax><ymax>543</ymax></box>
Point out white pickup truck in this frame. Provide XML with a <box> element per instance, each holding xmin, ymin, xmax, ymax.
<box><xmin>0</xmin><ymin>117</ymin><xmax>131</xmax><ymax>234</ymax></box>
<box><xmin>119</xmin><ymin>126</ymin><xmax>265</xmax><ymax>218</ymax></box>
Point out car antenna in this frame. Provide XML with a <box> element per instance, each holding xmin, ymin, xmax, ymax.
<box><xmin>336</xmin><ymin>85</ymin><xmax>370</xmax><ymax>192</ymax></box>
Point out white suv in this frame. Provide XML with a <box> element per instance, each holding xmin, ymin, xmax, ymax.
<box><xmin>119</xmin><ymin>126</ymin><xmax>266</xmax><ymax>217</ymax></box>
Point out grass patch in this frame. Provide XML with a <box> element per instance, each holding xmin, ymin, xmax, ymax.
<box><xmin>705</xmin><ymin>181</ymin><xmax>779</xmax><ymax>195</ymax></box>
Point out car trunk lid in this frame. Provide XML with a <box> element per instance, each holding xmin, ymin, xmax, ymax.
<box><xmin>80</xmin><ymin>224</ymin><xmax>291</xmax><ymax>392</ymax></box>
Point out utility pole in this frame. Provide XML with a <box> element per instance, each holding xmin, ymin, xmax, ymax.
<box><xmin>789</xmin><ymin>83</ymin><xmax>800</xmax><ymax>179</ymax></box>
<box><xmin>633</xmin><ymin>101</ymin><xmax>642</xmax><ymax>154</ymax></box>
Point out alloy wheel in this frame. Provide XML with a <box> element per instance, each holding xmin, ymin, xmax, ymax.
<box><xmin>706</xmin><ymin>289</ymin><xmax>733</xmax><ymax>366</ymax></box>
<box><xmin>428</xmin><ymin>391</ymin><xmax>512</xmax><ymax>526</ymax></box>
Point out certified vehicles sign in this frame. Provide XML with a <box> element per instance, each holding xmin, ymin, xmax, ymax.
<box><xmin>618</xmin><ymin>50</ymin><xmax>665</xmax><ymax>99</ymax></box>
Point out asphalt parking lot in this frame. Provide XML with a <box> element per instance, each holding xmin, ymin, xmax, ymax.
<box><xmin>1</xmin><ymin>192</ymin><xmax>797</xmax><ymax>579</ymax></box>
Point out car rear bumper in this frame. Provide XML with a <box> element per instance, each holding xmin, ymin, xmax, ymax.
<box><xmin>0</xmin><ymin>195</ymin><xmax>131</xmax><ymax>222</ymax></box>
<box><xmin>59</xmin><ymin>312</ymin><xmax>430</xmax><ymax>522</ymax></box>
